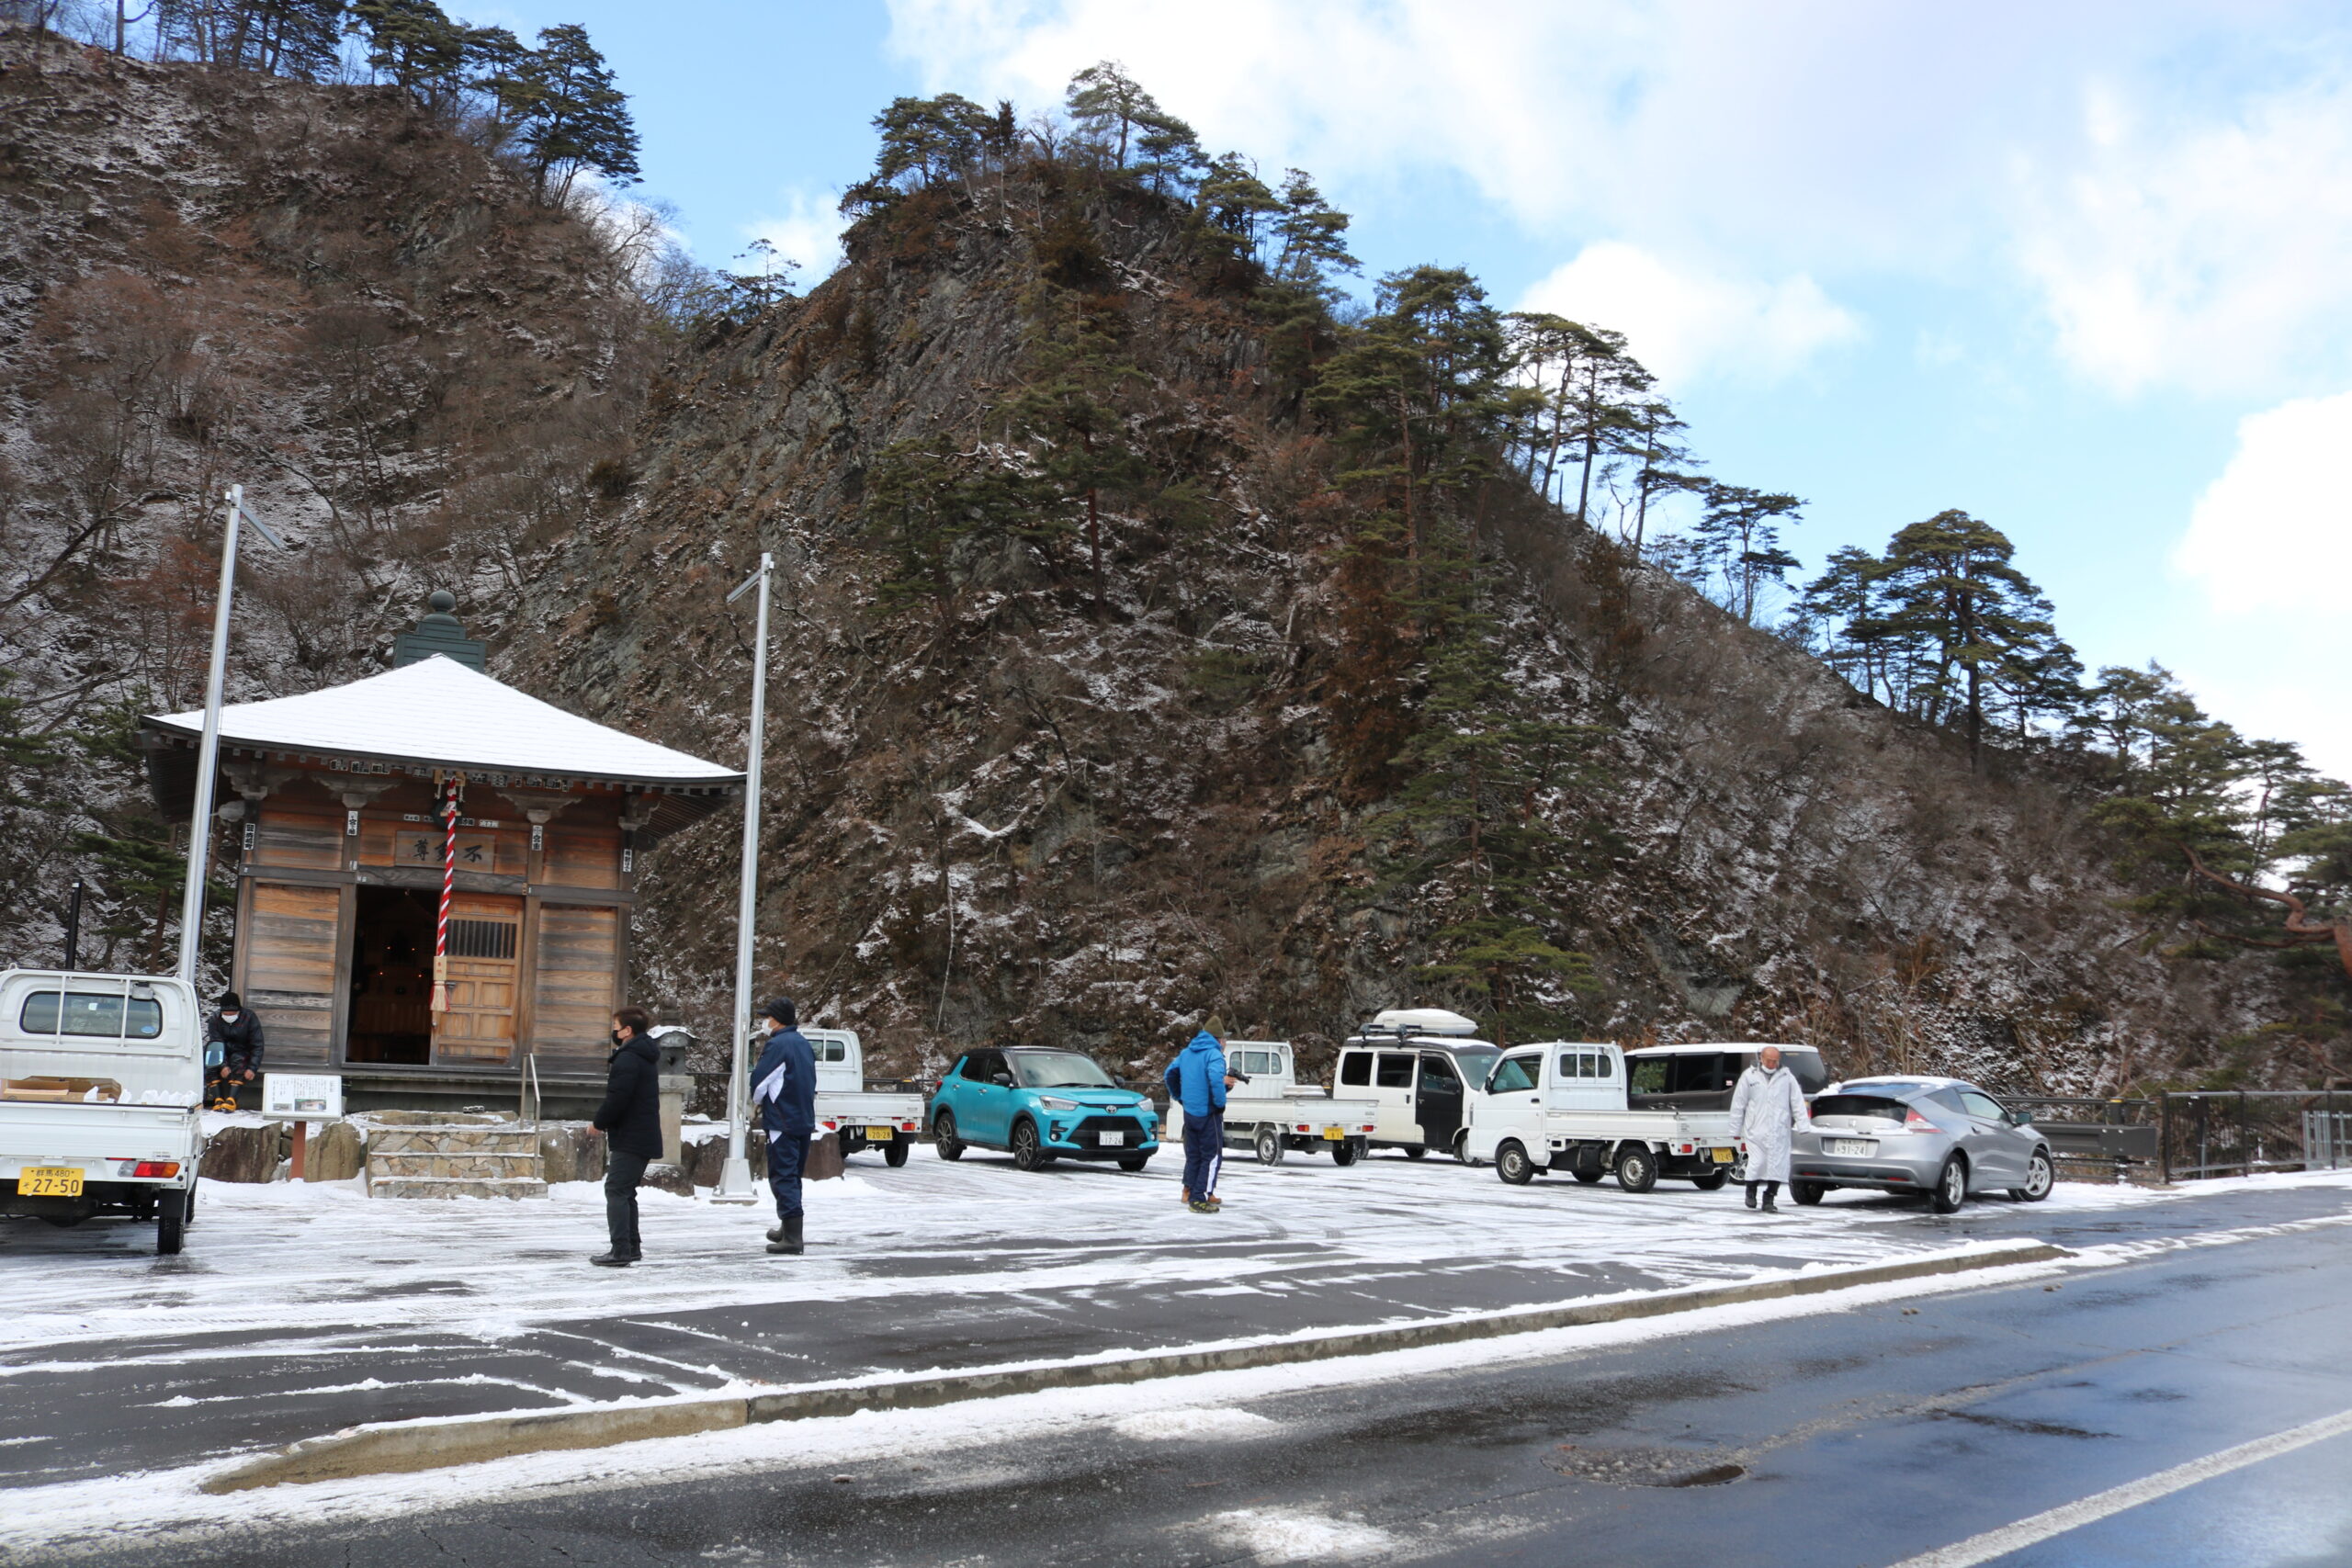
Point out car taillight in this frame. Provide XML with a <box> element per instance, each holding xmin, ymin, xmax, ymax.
<box><xmin>132</xmin><ymin>1161</ymin><xmax>180</xmax><ymax>1179</ymax></box>
<box><xmin>821</xmin><ymin>1119</ymin><xmax>839</xmax><ymax>1132</ymax></box>
<box><xmin>1905</xmin><ymin>1109</ymin><xmax>1935</xmax><ymax>1129</ymax></box>
<box><xmin>899</xmin><ymin>1121</ymin><xmax>919</xmax><ymax>1132</ymax></box>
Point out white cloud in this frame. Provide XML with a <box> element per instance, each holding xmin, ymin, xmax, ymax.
<box><xmin>2170</xmin><ymin>389</ymin><xmax>2352</xmax><ymax>775</ymax></box>
<box><xmin>1518</xmin><ymin>243</ymin><xmax>1860</xmax><ymax>389</ymax></box>
<box><xmin>744</xmin><ymin>188</ymin><xmax>847</xmax><ymax>284</ymax></box>
<box><xmin>2176</xmin><ymin>390</ymin><xmax>2352</xmax><ymax>615</ymax></box>
<box><xmin>2014</xmin><ymin>73</ymin><xmax>2352</xmax><ymax>395</ymax></box>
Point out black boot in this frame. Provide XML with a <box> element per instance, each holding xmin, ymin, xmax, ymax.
<box><xmin>766</xmin><ymin>1213</ymin><xmax>804</xmax><ymax>1255</ymax></box>
<box><xmin>1760</xmin><ymin>1181</ymin><xmax>1781</xmax><ymax>1213</ymax></box>
<box><xmin>1745</xmin><ymin>1182</ymin><xmax>1758</xmax><ymax>1209</ymax></box>
<box><xmin>590</xmin><ymin>1249</ymin><xmax>634</xmax><ymax>1267</ymax></box>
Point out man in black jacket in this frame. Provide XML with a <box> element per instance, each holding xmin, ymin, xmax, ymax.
<box><xmin>589</xmin><ymin>1006</ymin><xmax>661</xmax><ymax>1268</ymax></box>
<box><xmin>205</xmin><ymin>993</ymin><xmax>264</xmax><ymax>1112</ymax></box>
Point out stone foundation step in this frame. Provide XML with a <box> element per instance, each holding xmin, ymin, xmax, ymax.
<box><xmin>367</xmin><ymin>1176</ymin><xmax>550</xmax><ymax>1201</ymax></box>
<box><xmin>368</xmin><ymin>1152</ymin><xmax>544</xmax><ymax>1179</ymax></box>
<box><xmin>367</xmin><ymin>1127</ymin><xmax>540</xmax><ymax>1153</ymax></box>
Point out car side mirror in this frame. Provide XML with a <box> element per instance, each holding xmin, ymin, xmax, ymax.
<box><xmin>2010</xmin><ymin>1108</ymin><xmax>2033</xmax><ymax>1125</ymax></box>
<box><xmin>991</xmin><ymin>1073</ymin><xmax>1014</xmax><ymax>1088</ymax></box>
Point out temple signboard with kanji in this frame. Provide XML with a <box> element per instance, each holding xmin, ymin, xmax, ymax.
<box><xmin>138</xmin><ymin>606</ymin><xmax>740</xmax><ymax>1104</ymax></box>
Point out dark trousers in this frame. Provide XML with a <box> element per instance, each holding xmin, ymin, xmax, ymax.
<box><xmin>1182</xmin><ymin>1112</ymin><xmax>1224</xmax><ymax>1199</ymax></box>
<box><xmin>764</xmin><ymin>1121</ymin><xmax>808</xmax><ymax>1220</ymax></box>
<box><xmin>605</xmin><ymin>1149</ymin><xmax>648</xmax><ymax>1256</ymax></box>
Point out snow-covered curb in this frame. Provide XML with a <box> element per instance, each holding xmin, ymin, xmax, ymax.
<box><xmin>203</xmin><ymin>1237</ymin><xmax>2065</xmax><ymax>1492</ymax></box>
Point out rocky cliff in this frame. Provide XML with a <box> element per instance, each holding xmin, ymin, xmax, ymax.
<box><xmin>504</xmin><ymin>173</ymin><xmax>2284</xmax><ymax>1092</ymax></box>
<box><xmin>1</xmin><ymin>36</ymin><xmax>2301</xmax><ymax>1092</ymax></box>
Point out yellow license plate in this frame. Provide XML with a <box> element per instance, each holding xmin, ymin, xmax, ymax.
<box><xmin>1712</xmin><ymin>1147</ymin><xmax>1736</xmax><ymax>1164</ymax></box>
<box><xmin>865</xmin><ymin>1126</ymin><xmax>893</xmax><ymax>1139</ymax></box>
<box><xmin>1322</xmin><ymin>1127</ymin><xmax>1344</xmax><ymax>1141</ymax></box>
<box><xmin>17</xmin><ymin>1166</ymin><xmax>84</xmax><ymax>1197</ymax></box>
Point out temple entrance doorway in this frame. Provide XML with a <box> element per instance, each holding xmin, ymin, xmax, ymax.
<box><xmin>346</xmin><ymin>886</ymin><xmax>433</xmax><ymax>1065</ymax></box>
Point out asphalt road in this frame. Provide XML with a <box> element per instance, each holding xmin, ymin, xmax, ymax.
<box><xmin>57</xmin><ymin>1196</ymin><xmax>2352</xmax><ymax>1567</ymax></box>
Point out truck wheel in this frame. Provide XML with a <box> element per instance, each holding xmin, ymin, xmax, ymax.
<box><xmin>1116</xmin><ymin>1154</ymin><xmax>1150</xmax><ymax>1172</ymax></box>
<box><xmin>1790</xmin><ymin>1179</ymin><xmax>1827</xmax><ymax>1206</ymax></box>
<box><xmin>1331</xmin><ymin>1140</ymin><xmax>1362</xmax><ymax>1168</ymax></box>
<box><xmin>1929</xmin><ymin>1154</ymin><xmax>1969</xmax><ymax>1213</ymax></box>
<box><xmin>1011</xmin><ymin>1118</ymin><xmax>1051</xmax><ymax>1171</ymax></box>
<box><xmin>1254</xmin><ymin>1127</ymin><xmax>1284</xmax><ymax>1166</ymax></box>
<box><xmin>883</xmin><ymin>1139</ymin><xmax>910</xmax><ymax>1168</ymax></box>
<box><xmin>933</xmin><ymin>1111</ymin><xmax>965</xmax><ymax>1161</ymax></box>
<box><xmin>1690</xmin><ymin>1168</ymin><xmax>1730</xmax><ymax>1191</ymax></box>
<box><xmin>1403</xmin><ymin>1145</ymin><xmax>1429</xmax><ymax>1161</ymax></box>
<box><xmin>1615</xmin><ymin>1145</ymin><xmax>1658</xmax><ymax>1193</ymax></box>
<box><xmin>156</xmin><ymin>1189</ymin><xmax>187</xmax><ymax>1256</ymax></box>
<box><xmin>1496</xmin><ymin>1142</ymin><xmax>1536</xmax><ymax>1186</ymax></box>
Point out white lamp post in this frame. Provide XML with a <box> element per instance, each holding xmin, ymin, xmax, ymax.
<box><xmin>176</xmin><ymin>485</ymin><xmax>286</xmax><ymax>987</ymax></box>
<box><xmin>711</xmin><ymin>551</ymin><xmax>774</xmax><ymax>1204</ymax></box>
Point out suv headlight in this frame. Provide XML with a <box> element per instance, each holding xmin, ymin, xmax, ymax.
<box><xmin>1039</xmin><ymin>1096</ymin><xmax>1080</xmax><ymax>1111</ymax></box>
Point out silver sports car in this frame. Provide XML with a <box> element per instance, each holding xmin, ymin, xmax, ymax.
<box><xmin>1789</xmin><ymin>1075</ymin><xmax>2054</xmax><ymax>1213</ymax></box>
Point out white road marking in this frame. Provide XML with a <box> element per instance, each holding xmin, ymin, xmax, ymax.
<box><xmin>1886</xmin><ymin>1405</ymin><xmax>2352</xmax><ymax>1567</ymax></box>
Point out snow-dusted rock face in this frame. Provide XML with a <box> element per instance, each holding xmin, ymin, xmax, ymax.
<box><xmin>0</xmin><ymin>37</ymin><xmax>2287</xmax><ymax>1093</ymax></box>
<box><xmin>0</xmin><ymin>30</ymin><xmax>647</xmax><ymax>982</ymax></box>
<box><xmin>501</xmin><ymin>181</ymin><xmax>2282</xmax><ymax>1096</ymax></box>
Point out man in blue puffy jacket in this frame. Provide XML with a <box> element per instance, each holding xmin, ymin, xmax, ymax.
<box><xmin>750</xmin><ymin>997</ymin><xmax>817</xmax><ymax>1256</ymax></box>
<box><xmin>1164</xmin><ymin>1016</ymin><xmax>1229</xmax><ymax>1213</ymax></box>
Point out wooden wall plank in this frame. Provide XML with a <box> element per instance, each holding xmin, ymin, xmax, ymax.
<box><xmin>532</xmin><ymin>903</ymin><xmax>618</xmax><ymax>1075</ymax></box>
<box><xmin>244</xmin><ymin>882</ymin><xmax>340</xmax><ymax>1066</ymax></box>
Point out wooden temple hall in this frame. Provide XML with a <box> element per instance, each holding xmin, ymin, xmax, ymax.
<box><xmin>139</xmin><ymin>594</ymin><xmax>742</xmax><ymax>1109</ymax></box>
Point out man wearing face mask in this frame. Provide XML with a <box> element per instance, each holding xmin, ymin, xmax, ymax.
<box><xmin>587</xmin><ymin>1006</ymin><xmax>661</xmax><ymax>1267</ymax></box>
<box><xmin>205</xmin><ymin>992</ymin><xmax>265</xmax><ymax>1112</ymax></box>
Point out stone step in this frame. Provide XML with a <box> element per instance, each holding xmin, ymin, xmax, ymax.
<box><xmin>368</xmin><ymin>1152</ymin><xmax>544</xmax><ymax>1179</ymax></box>
<box><xmin>368</xmin><ymin>1128</ymin><xmax>540</xmax><ymax>1156</ymax></box>
<box><xmin>367</xmin><ymin>1176</ymin><xmax>549</xmax><ymax>1201</ymax></box>
<box><xmin>368</xmin><ymin>1111</ymin><xmax>519</xmax><ymax>1127</ymax></box>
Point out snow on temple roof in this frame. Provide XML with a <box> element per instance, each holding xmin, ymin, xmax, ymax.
<box><xmin>145</xmin><ymin>655</ymin><xmax>741</xmax><ymax>789</ymax></box>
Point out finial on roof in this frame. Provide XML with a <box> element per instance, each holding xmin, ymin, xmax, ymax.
<box><xmin>393</xmin><ymin>588</ymin><xmax>487</xmax><ymax>671</ymax></box>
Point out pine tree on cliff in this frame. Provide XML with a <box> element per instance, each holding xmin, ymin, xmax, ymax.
<box><xmin>504</xmin><ymin>23</ymin><xmax>639</xmax><ymax>204</ymax></box>
<box><xmin>1865</xmin><ymin>511</ymin><xmax>2055</xmax><ymax>772</ymax></box>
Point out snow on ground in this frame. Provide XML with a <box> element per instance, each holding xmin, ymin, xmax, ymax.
<box><xmin>0</xmin><ymin>1148</ymin><xmax>2181</xmax><ymax>1356</ymax></box>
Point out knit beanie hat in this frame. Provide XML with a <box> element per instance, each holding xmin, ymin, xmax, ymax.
<box><xmin>761</xmin><ymin>997</ymin><xmax>797</xmax><ymax>1029</ymax></box>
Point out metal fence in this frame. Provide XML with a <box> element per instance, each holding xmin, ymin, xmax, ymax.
<box><xmin>2157</xmin><ymin>1089</ymin><xmax>2352</xmax><ymax>1181</ymax></box>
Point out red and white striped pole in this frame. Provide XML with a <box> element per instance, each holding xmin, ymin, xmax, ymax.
<box><xmin>432</xmin><ymin>776</ymin><xmax>458</xmax><ymax>1013</ymax></box>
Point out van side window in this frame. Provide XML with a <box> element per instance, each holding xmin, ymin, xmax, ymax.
<box><xmin>1629</xmin><ymin>1057</ymin><xmax>1669</xmax><ymax>1095</ymax></box>
<box><xmin>1374</xmin><ymin>1053</ymin><xmax>1416</xmax><ymax>1089</ymax></box>
<box><xmin>1339</xmin><ymin>1052</ymin><xmax>1371</xmax><ymax>1086</ymax></box>
<box><xmin>1419</xmin><ymin>1054</ymin><xmax>1460</xmax><ymax>1084</ymax></box>
<box><xmin>1487</xmin><ymin>1055</ymin><xmax>1538</xmax><ymax>1093</ymax></box>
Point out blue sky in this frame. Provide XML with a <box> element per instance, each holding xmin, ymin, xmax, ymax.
<box><xmin>475</xmin><ymin>0</ymin><xmax>2352</xmax><ymax>776</ymax></box>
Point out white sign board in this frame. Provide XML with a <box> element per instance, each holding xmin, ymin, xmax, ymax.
<box><xmin>263</xmin><ymin>1073</ymin><xmax>343</xmax><ymax>1121</ymax></box>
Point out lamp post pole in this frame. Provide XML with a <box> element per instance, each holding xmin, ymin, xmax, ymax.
<box><xmin>176</xmin><ymin>485</ymin><xmax>283</xmax><ymax>987</ymax></box>
<box><xmin>713</xmin><ymin>551</ymin><xmax>774</xmax><ymax>1204</ymax></box>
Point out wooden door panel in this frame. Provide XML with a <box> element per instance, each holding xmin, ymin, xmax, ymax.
<box><xmin>434</xmin><ymin>893</ymin><xmax>522</xmax><ymax>1066</ymax></box>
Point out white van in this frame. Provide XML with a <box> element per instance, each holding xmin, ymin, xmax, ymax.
<box><xmin>1334</xmin><ymin>1009</ymin><xmax>1502</xmax><ymax>1160</ymax></box>
<box><xmin>0</xmin><ymin>970</ymin><xmax>205</xmax><ymax>1253</ymax></box>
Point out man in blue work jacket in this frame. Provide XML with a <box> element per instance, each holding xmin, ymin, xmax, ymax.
<box><xmin>1164</xmin><ymin>1015</ymin><xmax>1229</xmax><ymax>1213</ymax></box>
<box><xmin>750</xmin><ymin>997</ymin><xmax>817</xmax><ymax>1255</ymax></box>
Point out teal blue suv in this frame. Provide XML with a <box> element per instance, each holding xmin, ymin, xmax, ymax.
<box><xmin>930</xmin><ymin>1047</ymin><xmax>1159</xmax><ymax>1172</ymax></box>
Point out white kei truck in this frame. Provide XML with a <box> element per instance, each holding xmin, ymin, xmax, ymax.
<box><xmin>1464</xmin><ymin>1039</ymin><xmax>1741</xmax><ymax>1192</ymax></box>
<box><xmin>1214</xmin><ymin>1040</ymin><xmax>1379</xmax><ymax>1166</ymax></box>
<box><xmin>0</xmin><ymin>970</ymin><xmax>204</xmax><ymax>1254</ymax></box>
<box><xmin>803</xmin><ymin>1028</ymin><xmax>925</xmax><ymax>1166</ymax></box>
